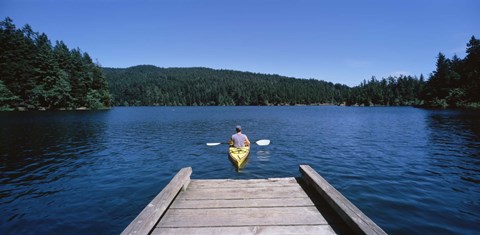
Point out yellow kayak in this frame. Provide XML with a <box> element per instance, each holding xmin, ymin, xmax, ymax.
<box><xmin>228</xmin><ymin>146</ymin><xmax>250</xmax><ymax>169</ymax></box>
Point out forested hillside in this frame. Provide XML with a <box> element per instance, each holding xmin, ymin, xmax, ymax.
<box><xmin>104</xmin><ymin>66</ymin><xmax>351</xmax><ymax>106</ymax></box>
<box><xmin>104</xmin><ymin>66</ymin><xmax>425</xmax><ymax>107</ymax></box>
<box><xmin>0</xmin><ymin>18</ymin><xmax>111</xmax><ymax>111</ymax></box>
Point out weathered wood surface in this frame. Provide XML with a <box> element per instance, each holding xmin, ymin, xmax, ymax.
<box><xmin>300</xmin><ymin>165</ymin><xmax>387</xmax><ymax>235</ymax></box>
<box><xmin>178</xmin><ymin>186</ymin><xmax>306</xmax><ymax>200</ymax></box>
<box><xmin>121</xmin><ymin>167</ymin><xmax>192</xmax><ymax>235</ymax></box>
<box><xmin>157</xmin><ymin>206</ymin><xmax>327</xmax><ymax>227</ymax></box>
<box><xmin>151</xmin><ymin>175</ymin><xmax>335</xmax><ymax>235</ymax></box>
<box><xmin>122</xmin><ymin>165</ymin><xmax>386</xmax><ymax>235</ymax></box>
<box><xmin>187</xmin><ymin>177</ymin><xmax>298</xmax><ymax>188</ymax></box>
<box><xmin>151</xmin><ymin>225</ymin><xmax>336</xmax><ymax>235</ymax></box>
<box><xmin>170</xmin><ymin>197</ymin><xmax>314</xmax><ymax>209</ymax></box>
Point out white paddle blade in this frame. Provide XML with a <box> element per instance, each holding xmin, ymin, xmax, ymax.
<box><xmin>256</xmin><ymin>139</ymin><xmax>270</xmax><ymax>146</ymax></box>
<box><xmin>206</xmin><ymin>143</ymin><xmax>221</xmax><ymax>146</ymax></box>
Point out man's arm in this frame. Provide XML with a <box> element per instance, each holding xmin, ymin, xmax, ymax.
<box><xmin>245</xmin><ymin>136</ymin><xmax>251</xmax><ymax>146</ymax></box>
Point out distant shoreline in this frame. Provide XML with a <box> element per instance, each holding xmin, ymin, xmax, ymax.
<box><xmin>1</xmin><ymin>106</ymin><xmax>111</xmax><ymax>112</ymax></box>
<box><xmin>4</xmin><ymin>102</ymin><xmax>480</xmax><ymax>112</ymax></box>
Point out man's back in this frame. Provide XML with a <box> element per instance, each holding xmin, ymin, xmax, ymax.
<box><xmin>231</xmin><ymin>133</ymin><xmax>247</xmax><ymax>147</ymax></box>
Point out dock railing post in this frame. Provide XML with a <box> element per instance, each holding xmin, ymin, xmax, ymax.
<box><xmin>121</xmin><ymin>167</ymin><xmax>192</xmax><ymax>235</ymax></box>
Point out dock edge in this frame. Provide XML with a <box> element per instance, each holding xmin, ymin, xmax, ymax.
<box><xmin>299</xmin><ymin>165</ymin><xmax>387</xmax><ymax>235</ymax></box>
<box><xmin>121</xmin><ymin>167</ymin><xmax>192</xmax><ymax>235</ymax></box>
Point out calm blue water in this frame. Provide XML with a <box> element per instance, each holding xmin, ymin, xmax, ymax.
<box><xmin>1</xmin><ymin>106</ymin><xmax>479</xmax><ymax>234</ymax></box>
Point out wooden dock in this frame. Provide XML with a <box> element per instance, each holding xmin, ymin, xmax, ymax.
<box><xmin>121</xmin><ymin>165</ymin><xmax>386</xmax><ymax>235</ymax></box>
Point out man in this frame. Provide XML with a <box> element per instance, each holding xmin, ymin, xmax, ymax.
<box><xmin>230</xmin><ymin>125</ymin><xmax>250</xmax><ymax>147</ymax></box>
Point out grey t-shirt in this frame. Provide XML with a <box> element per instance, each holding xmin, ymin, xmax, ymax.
<box><xmin>232</xmin><ymin>133</ymin><xmax>247</xmax><ymax>147</ymax></box>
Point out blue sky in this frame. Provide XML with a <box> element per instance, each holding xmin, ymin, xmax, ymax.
<box><xmin>1</xmin><ymin>0</ymin><xmax>479</xmax><ymax>86</ymax></box>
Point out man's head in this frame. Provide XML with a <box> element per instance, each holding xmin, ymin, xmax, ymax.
<box><xmin>235</xmin><ymin>125</ymin><xmax>242</xmax><ymax>133</ymax></box>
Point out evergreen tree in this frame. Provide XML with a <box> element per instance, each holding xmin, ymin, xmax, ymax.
<box><xmin>0</xmin><ymin>17</ymin><xmax>111</xmax><ymax>110</ymax></box>
<box><xmin>0</xmin><ymin>80</ymin><xmax>19</xmax><ymax>110</ymax></box>
<box><xmin>420</xmin><ymin>36</ymin><xmax>480</xmax><ymax>108</ymax></box>
<box><xmin>463</xmin><ymin>36</ymin><xmax>480</xmax><ymax>101</ymax></box>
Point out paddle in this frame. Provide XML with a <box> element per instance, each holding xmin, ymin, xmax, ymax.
<box><xmin>255</xmin><ymin>139</ymin><xmax>270</xmax><ymax>146</ymax></box>
<box><xmin>206</xmin><ymin>139</ymin><xmax>270</xmax><ymax>146</ymax></box>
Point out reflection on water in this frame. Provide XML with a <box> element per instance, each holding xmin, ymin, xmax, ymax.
<box><xmin>425</xmin><ymin>110</ymin><xmax>480</xmax><ymax>184</ymax></box>
<box><xmin>368</xmin><ymin>109</ymin><xmax>480</xmax><ymax>234</ymax></box>
<box><xmin>0</xmin><ymin>107</ymin><xmax>479</xmax><ymax>234</ymax></box>
<box><xmin>256</xmin><ymin>150</ymin><xmax>271</xmax><ymax>161</ymax></box>
<box><xmin>1</xmin><ymin>111</ymin><xmax>109</xmax><ymax>183</ymax></box>
<box><xmin>0</xmin><ymin>111</ymin><xmax>110</xmax><ymax>234</ymax></box>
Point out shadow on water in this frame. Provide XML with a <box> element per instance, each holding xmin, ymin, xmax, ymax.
<box><xmin>0</xmin><ymin>110</ymin><xmax>110</xmax><ymax>184</ymax></box>
<box><xmin>0</xmin><ymin>110</ymin><xmax>110</xmax><ymax>234</ymax></box>
<box><xmin>424</xmin><ymin>110</ymin><xmax>480</xmax><ymax>184</ymax></box>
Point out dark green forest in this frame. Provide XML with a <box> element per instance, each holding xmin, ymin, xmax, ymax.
<box><xmin>419</xmin><ymin>36</ymin><xmax>480</xmax><ymax>109</ymax></box>
<box><xmin>0</xmin><ymin>18</ymin><xmax>111</xmax><ymax>111</ymax></box>
<box><xmin>104</xmin><ymin>65</ymin><xmax>424</xmax><ymax>106</ymax></box>
<box><xmin>1</xmin><ymin>17</ymin><xmax>479</xmax><ymax>110</ymax></box>
<box><xmin>345</xmin><ymin>75</ymin><xmax>425</xmax><ymax>106</ymax></box>
<box><xmin>104</xmin><ymin>66</ymin><xmax>426</xmax><ymax>107</ymax></box>
<box><xmin>104</xmin><ymin>66</ymin><xmax>351</xmax><ymax>106</ymax></box>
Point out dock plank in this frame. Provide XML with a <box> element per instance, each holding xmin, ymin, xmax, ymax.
<box><xmin>170</xmin><ymin>197</ymin><xmax>314</xmax><ymax>209</ymax></box>
<box><xmin>157</xmin><ymin>206</ymin><xmax>328</xmax><ymax>228</ymax></box>
<box><xmin>188</xmin><ymin>178</ymin><xmax>298</xmax><ymax>189</ymax></box>
<box><xmin>152</xmin><ymin>225</ymin><xmax>336</xmax><ymax>235</ymax></box>
<box><xmin>179</xmin><ymin>186</ymin><xmax>306</xmax><ymax>200</ymax></box>
<box><xmin>122</xmin><ymin>165</ymin><xmax>386</xmax><ymax>235</ymax></box>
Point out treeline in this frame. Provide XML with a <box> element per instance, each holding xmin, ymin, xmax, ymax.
<box><xmin>105</xmin><ymin>66</ymin><xmax>427</xmax><ymax>107</ymax></box>
<box><xmin>104</xmin><ymin>66</ymin><xmax>351</xmax><ymax>106</ymax></box>
<box><xmin>0</xmin><ymin>17</ymin><xmax>111</xmax><ymax>111</ymax></box>
<box><xmin>346</xmin><ymin>75</ymin><xmax>425</xmax><ymax>106</ymax></box>
<box><xmin>419</xmin><ymin>36</ymin><xmax>480</xmax><ymax>109</ymax></box>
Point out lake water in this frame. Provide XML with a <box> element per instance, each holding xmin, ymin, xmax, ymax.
<box><xmin>1</xmin><ymin>106</ymin><xmax>479</xmax><ymax>234</ymax></box>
